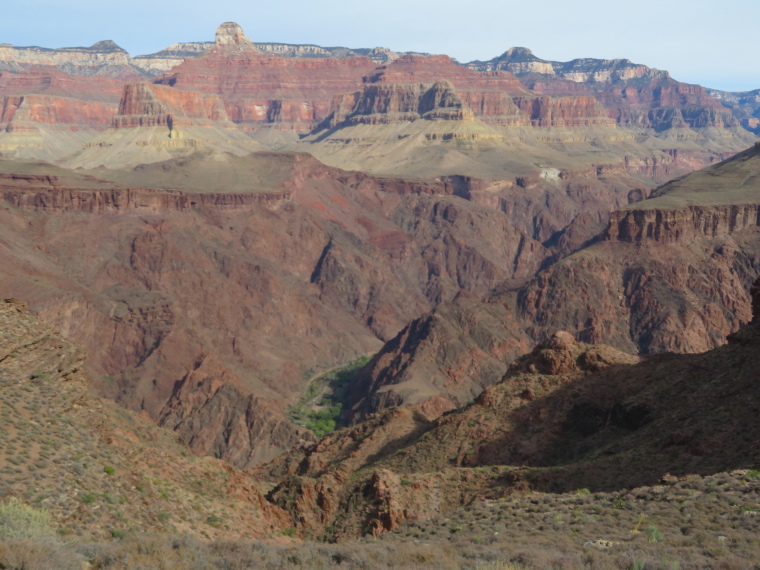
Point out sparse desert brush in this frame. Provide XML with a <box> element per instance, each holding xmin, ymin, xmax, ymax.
<box><xmin>0</xmin><ymin>540</ymin><xmax>84</xmax><ymax>570</ymax></box>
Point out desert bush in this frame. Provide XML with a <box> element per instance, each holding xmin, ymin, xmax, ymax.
<box><xmin>0</xmin><ymin>497</ymin><xmax>57</xmax><ymax>543</ymax></box>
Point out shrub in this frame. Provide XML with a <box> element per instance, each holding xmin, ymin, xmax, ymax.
<box><xmin>103</xmin><ymin>465</ymin><xmax>115</xmax><ymax>476</ymax></box>
<box><xmin>79</xmin><ymin>493</ymin><xmax>96</xmax><ymax>504</ymax></box>
<box><xmin>0</xmin><ymin>497</ymin><xmax>58</xmax><ymax>543</ymax></box>
<box><xmin>646</xmin><ymin>524</ymin><xmax>663</xmax><ymax>543</ymax></box>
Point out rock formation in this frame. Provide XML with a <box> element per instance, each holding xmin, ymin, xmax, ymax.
<box><xmin>706</xmin><ymin>87</ymin><xmax>760</xmax><ymax>134</ymax></box>
<box><xmin>153</xmin><ymin>23</ymin><xmax>378</xmax><ymax>133</ymax></box>
<box><xmin>0</xmin><ymin>68</ymin><xmax>122</xmax><ymax>160</ymax></box>
<box><xmin>62</xmin><ymin>81</ymin><xmax>263</xmax><ymax>169</ymax></box>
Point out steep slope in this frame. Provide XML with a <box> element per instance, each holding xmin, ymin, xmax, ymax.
<box><xmin>516</xmin><ymin>143</ymin><xmax>760</xmax><ymax>355</ymax></box>
<box><xmin>261</xmin><ymin>279</ymin><xmax>760</xmax><ymax>539</ymax></box>
<box><xmin>0</xmin><ymin>299</ymin><xmax>289</xmax><ymax>540</ymax></box>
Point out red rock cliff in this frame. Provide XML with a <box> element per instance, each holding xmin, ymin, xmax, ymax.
<box><xmin>112</xmin><ymin>82</ymin><xmax>234</xmax><ymax>128</ymax></box>
<box><xmin>606</xmin><ymin>204</ymin><xmax>760</xmax><ymax>244</ymax></box>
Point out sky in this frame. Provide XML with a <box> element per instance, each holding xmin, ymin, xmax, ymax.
<box><xmin>1</xmin><ymin>0</ymin><xmax>758</xmax><ymax>92</ymax></box>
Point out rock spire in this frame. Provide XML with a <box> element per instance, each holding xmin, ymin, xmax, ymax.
<box><xmin>215</xmin><ymin>22</ymin><xmax>252</xmax><ymax>46</ymax></box>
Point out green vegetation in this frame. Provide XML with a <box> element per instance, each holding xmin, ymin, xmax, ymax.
<box><xmin>103</xmin><ymin>465</ymin><xmax>115</xmax><ymax>476</ymax></box>
<box><xmin>645</xmin><ymin>524</ymin><xmax>663</xmax><ymax>543</ymax></box>
<box><xmin>79</xmin><ymin>492</ymin><xmax>96</xmax><ymax>504</ymax></box>
<box><xmin>0</xmin><ymin>498</ymin><xmax>57</xmax><ymax>543</ymax></box>
<box><xmin>289</xmin><ymin>355</ymin><xmax>372</xmax><ymax>438</ymax></box>
<box><xmin>206</xmin><ymin>514</ymin><xmax>223</xmax><ymax>528</ymax></box>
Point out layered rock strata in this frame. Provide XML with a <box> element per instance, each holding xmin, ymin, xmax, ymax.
<box><xmin>467</xmin><ymin>47</ymin><xmax>750</xmax><ymax>136</ymax></box>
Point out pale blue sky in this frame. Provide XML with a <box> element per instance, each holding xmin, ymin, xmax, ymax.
<box><xmin>2</xmin><ymin>0</ymin><xmax>758</xmax><ymax>91</ymax></box>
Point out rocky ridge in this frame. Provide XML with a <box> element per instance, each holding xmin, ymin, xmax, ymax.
<box><xmin>0</xmin><ymin>22</ymin><xmax>753</xmax><ymax>178</ymax></box>
<box><xmin>260</xmin><ymin>277</ymin><xmax>760</xmax><ymax>539</ymax></box>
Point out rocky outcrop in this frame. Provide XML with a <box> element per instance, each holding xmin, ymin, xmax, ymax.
<box><xmin>0</xmin><ymin>67</ymin><xmax>123</xmax><ymax>139</ymax></box>
<box><xmin>706</xmin><ymin>88</ymin><xmax>760</xmax><ymax>134</ymax></box>
<box><xmin>0</xmin><ymin>68</ymin><xmax>124</xmax><ymax>159</ymax></box>
<box><xmin>467</xmin><ymin>47</ymin><xmax>666</xmax><ymax>84</ymax></box>
<box><xmin>112</xmin><ymin>82</ymin><xmax>234</xmax><ymax>129</ymax></box>
<box><xmin>331</xmin><ymin>80</ymin><xmax>475</xmax><ymax>126</ymax></box>
<box><xmin>262</xmin><ymin>277</ymin><xmax>760</xmax><ymax>539</ymax></box>
<box><xmin>0</xmin><ymin>298</ymin><xmax>86</xmax><ymax>378</ymax></box>
<box><xmin>0</xmin><ymin>93</ymin><xmax>116</xmax><ymax>127</ymax></box>
<box><xmin>131</xmin><ymin>42</ymin><xmax>213</xmax><ymax>75</ymax></box>
<box><xmin>512</xmin><ymin>94</ymin><xmax>614</xmax><ymax>127</ymax></box>
<box><xmin>215</xmin><ymin>22</ymin><xmax>253</xmax><ymax>46</ymax></box>
<box><xmin>345</xmin><ymin>296</ymin><xmax>533</xmax><ymax>422</ymax></box>
<box><xmin>339</xmin><ymin>145</ymin><xmax>760</xmax><ymax>425</ymax></box>
<box><xmin>606</xmin><ymin>204</ymin><xmax>760</xmax><ymax>244</ymax></box>
<box><xmin>0</xmin><ymin>185</ymin><xmax>289</xmax><ymax>213</ymax></box>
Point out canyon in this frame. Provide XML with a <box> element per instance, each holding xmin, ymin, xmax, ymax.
<box><xmin>0</xmin><ymin>21</ymin><xmax>759</xmax><ymax>567</ymax></box>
